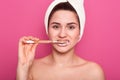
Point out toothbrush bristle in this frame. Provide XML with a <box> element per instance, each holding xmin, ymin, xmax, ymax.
<box><xmin>26</xmin><ymin>40</ymin><xmax>34</xmax><ymax>44</ymax></box>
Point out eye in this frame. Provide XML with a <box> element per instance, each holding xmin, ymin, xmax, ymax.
<box><xmin>52</xmin><ymin>25</ymin><xmax>60</xmax><ymax>29</ymax></box>
<box><xmin>68</xmin><ymin>25</ymin><xmax>75</xmax><ymax>30</ymax></box>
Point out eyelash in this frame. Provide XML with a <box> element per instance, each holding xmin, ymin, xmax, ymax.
<box><xmin>67</xmin><ymin>26</ymin><xmax>75</xmax><ymax>30</ymax></box>
<box><xmin>52</xmin><ymin>25</ymin><xmax>59</xmax><ymax>29</ymax></box>
<box><xmin>51</xmin><ymin>25</ymin><xmax>76</xmax><ymax>30</ymax></box>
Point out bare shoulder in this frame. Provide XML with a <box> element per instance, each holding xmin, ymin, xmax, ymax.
<box><xmin>31</xmin><ymin>55</ymin><xmax>51</xmax><ymax>68</ymax></box>
<box><xmin>28</xmin><ymin>56</ymin><xmax>50</xmax><ymax>79</ymax></box>
<box><xmin>85</xmin><ymin>61</ymin><xmax>105</xmax><ymax>80</ymax></box>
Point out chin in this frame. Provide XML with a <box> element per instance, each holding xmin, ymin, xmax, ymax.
<box><xmin>53</xmin><ymin>46</ymin><xmax>74</xmax><ymax>54</ymax></box>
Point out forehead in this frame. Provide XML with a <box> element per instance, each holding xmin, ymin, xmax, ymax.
<box><xmin>49</xmin><ymin>10</ymin><xmax>79</xmax><ymax>24</ymax></box>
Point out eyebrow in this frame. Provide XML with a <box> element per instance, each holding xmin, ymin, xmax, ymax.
<box><xmin>50</xmin><ymin>22</ymin><xmax>60</xmax><ymax>25</ymax></box>
<box><xmin>67</xmin><ymin>22</ymin><xmax>78</xmax><ymax>25</ymax></box>
<box><xmin>50</xmin><ymin>22</ymin><xmax>78</xmax><ymax>25</ymax></box>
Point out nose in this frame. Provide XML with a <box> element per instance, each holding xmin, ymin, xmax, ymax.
<box><xmin>58</xmin><ymin>28</ymin><xmax>67</xmax><ymax>38</ymax></box>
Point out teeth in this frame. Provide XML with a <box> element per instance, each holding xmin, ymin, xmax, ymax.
<box><xmin>57</xmin><ymin>40</ymin><xmax>69</xmax><ymax>46</ymax></box>
<box><xmin>58</xmin><ymin>44</ymin><xmax>67</xmax><ymax>46</ymax></box>
<box><xmin>58</xmin><ymin>40</ymin><xmax>69</xmax><ymax>43</ymax></box>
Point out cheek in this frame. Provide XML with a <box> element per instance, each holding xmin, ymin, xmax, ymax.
<box><xmin>71</xmin><ymin>30</ymin><xmax>80</xmax><ymax>40</ymax></box>
<box><xmin>73</xmin><ymin>34</ymin><xmax>80</xmax><ymax>41</ymax></box>
<box><xmin>48</xmin><ymin>28</ymin><xmax>58</xmax><ymax>39</ymax></box>
<box><xmin>70</xmin><ymin>31</ymin><xmax>80</xmax><ymax>42</ymax></box>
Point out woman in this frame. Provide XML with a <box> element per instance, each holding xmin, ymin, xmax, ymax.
<box><xmin>16</xmin><ymin>0</ymin><xmax>105</xmax><ymax>80</ymax></box>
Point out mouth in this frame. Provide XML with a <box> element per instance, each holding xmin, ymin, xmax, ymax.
<box><xmin>56</xmin><ymin>40</ymin><xmax>70</xmax><ymax>47</ymax></box>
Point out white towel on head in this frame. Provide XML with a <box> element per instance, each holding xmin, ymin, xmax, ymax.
<box><xmin>44</xmin><ymin>0</ymin><xmax>85</xmax><ymax>40</ymax></box>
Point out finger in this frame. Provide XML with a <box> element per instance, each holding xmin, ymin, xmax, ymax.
<box><xmin>18</xmin><ymin>36</ymin><xmax>31</xmax><ymax>58</ymax></box>
<box><xmin>18</xmin><ymin>36</ymin><xmax>39</xmax><ymax>54</ymax></box>
<box><xmin>31</xmin><ymin>43</ymin><xmax>38</xmax><ymax>53</ymax></box>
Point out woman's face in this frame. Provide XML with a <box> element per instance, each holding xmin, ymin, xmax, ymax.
<box><xmin>48</xmin><ymin>10</ymin><xmax>80</xmax><ymax>53</ymax></box>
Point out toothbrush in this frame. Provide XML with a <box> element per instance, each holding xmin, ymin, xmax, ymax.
<box><xmin>25</xmin><ymin>40</ymin><xmax>65</xmax><ymax>44</ymax></box>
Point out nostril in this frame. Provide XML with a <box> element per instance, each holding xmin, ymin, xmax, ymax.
<box><xmin>58</xmin><ymin>29</ymin><xmax>67</xmax><ymax>38</ymax></box>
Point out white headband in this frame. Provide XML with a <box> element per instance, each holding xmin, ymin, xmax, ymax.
<box><xmin>44</xmin><ymin>0</ymin><xmax>85</xmax><ymax>40</ymax></box>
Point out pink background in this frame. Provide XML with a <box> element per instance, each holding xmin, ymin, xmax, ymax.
<box><xmin>0</xmin><ymin>0</ymin><xmax>120</xmax><ymax>80</ymax></box>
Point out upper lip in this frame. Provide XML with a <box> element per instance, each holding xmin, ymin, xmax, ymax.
<box><xmin>57</xmin><ymin>39</ymin><xmax>69</xmax><ymax>41</ymax></box>
<box><xmin>57</xmin><ymin>39</ymin><xmax>69</xmax><ymax>44</ymax></box>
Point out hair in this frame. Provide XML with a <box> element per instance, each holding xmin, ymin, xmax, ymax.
<box><xmin>48</xmin><ymin>2</ymin><xmax>80</xmax><ymax>28</ymax></box>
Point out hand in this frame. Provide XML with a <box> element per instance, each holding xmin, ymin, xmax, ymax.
<box><xmin>18</xmin><ymin>36</ymin><xmax>39</xmax><ymax>67</ymax></box>
<box><xmin>17</xmin><ymin>36</ymin><xmax>39</xmax><ymax>80</ymax></box>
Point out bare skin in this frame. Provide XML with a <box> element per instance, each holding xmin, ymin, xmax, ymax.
<box><xmin>28</xmin><ymin>55</ymin><xmax>105</xmax><ymax>80</ymax></box>
<box><xmin>16</xmin><ymin>10</ymin><xmax>105</xmax><ymax>80</ymax></box>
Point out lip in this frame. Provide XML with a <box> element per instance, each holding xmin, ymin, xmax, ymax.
<box><xmin>56</xmin><ymin>40</ymin><xmax>70</xmax><ymax>47</ymax></box>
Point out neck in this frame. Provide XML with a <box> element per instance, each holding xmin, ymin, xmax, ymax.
<box><xmin>50</xmin><ymin>48</ymin><xmax>77</xmax><ymax>66</ymax></box>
